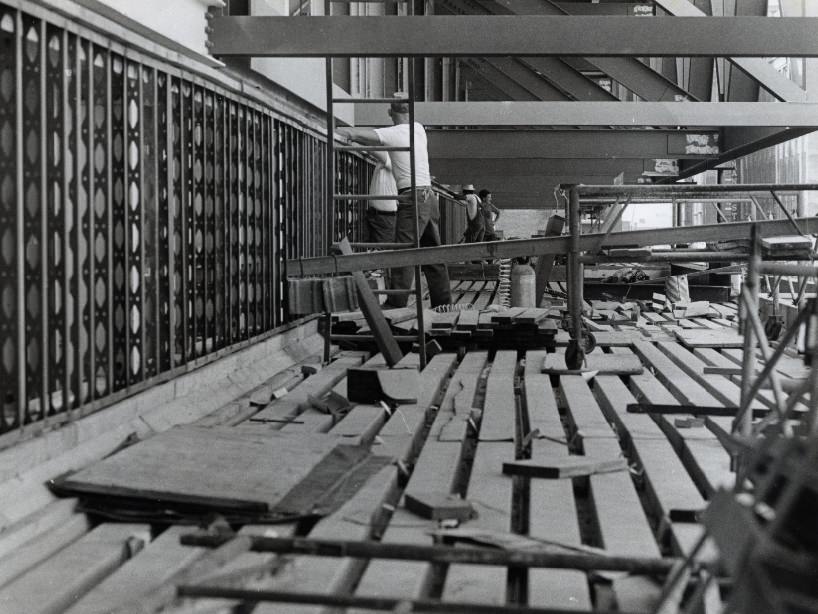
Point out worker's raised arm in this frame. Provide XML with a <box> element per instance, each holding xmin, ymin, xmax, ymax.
<box><xmin>336</xmin><ymin>126</ymin><xmax>381</xmax><ymax>146</ymax></box>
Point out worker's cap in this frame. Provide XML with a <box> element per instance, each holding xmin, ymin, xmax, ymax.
<box><xmin>390</xmin><ymin>93</ymin><xmax>410</xmax><ymax>114</ymax></box>
<box><xmin>462</xmin><ymin>183</ymin><xmax>476</xmax><ymax>192</ymax></box>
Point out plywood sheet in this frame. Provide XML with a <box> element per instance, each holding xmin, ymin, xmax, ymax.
<box><xmin>56</xmin><ymin>426</ymin><xmax>342</xmax><ymax>512</ymax></box>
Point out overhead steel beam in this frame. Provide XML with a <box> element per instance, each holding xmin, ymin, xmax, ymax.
<box><xmin>654</xmin><ymin>0</ymin><xmax>809</xmax><ymax>101</ymax></box>
<box><xmin>207</xmin><ymin>16</ymin><xmax>818</xmax><ymax>57</ymax></box>
<box><xmin>672</xmin><ymin>126</ymin><xmax>816</xmax><ymax>180</ymax></box>
<box><xmin>520</xmin><ymin>57</ymin><xmax>619</xmax><ymax>101</ymax></box>
<box><xmin>461</xmin><ymin>59</ymin><xmax>560</xmax><ymax>100</ymax></box>
<box><xmin>431</xmin><ymin>157</ymin><xmax>649</xmax><ymax>178</ymax></box>
<box><xmin>355</xmin><ymin>101</ymin><xmax>818</xmax><ymax>127</ymax></box>
<box><xmin>288</xmin><ymin>216</ymin><xmax>818</xmax><ymax>276</ymax></box>
<box><xmin>482</xmin><ymin>58</ymin><xmax>571</xmax><ymax>100</ymax></box>
<box><xmin>472</xmin><ymin>0</ymin><xmax>699</xmax><ymax>101</ymax></box>
<box><xmin>438</xmin><ymin>0</ymin><xmax>617</xmax><ymax>101</ymax></box>
<box><xmin>426</xmin><ymin>129</ymin><xmax>719</xmax><ymax>159</ymax></box>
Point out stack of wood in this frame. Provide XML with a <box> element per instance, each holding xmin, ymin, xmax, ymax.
<box><xmin>332</xmin><ymin>306</ymin><xmax>559</xmax><ymax>350</ymax></box>
<box><xmin>288</xmin><ymin>276</ymin><xmax>363</xmax><ymax>315</ymax></box>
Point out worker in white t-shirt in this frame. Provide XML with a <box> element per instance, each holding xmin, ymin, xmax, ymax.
<box><xmin>336</xmin><ymin>97</ymin><xmax>451</xmax><ymax>308</ymax></box>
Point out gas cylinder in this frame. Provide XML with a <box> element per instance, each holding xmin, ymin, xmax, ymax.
<box><xmin>510</xmin><ymin>259</ymin><xmax>536</xmax><ymax>307</ymax></box>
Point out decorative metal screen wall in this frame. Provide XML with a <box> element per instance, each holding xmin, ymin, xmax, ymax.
<box><xmin>0</xmin><ymin>2</ymin><xmax>383</xmax><ymax>436</ymax></box>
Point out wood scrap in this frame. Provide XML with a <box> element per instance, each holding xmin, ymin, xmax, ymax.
<box><xmin>502</xmin><ymin>457</ymin><xmax>628</xmax><ymax>479</ymax></box>
<box><xmin>403</xmin><ymin>491</ymin><xmax>475</xmax><ymax>521</ymax></box>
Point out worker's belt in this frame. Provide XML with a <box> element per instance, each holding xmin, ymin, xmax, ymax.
<box><xmin>398</xmin><ymin>186</ymin><xmax>432</xmax><ymax>194</ymax></box>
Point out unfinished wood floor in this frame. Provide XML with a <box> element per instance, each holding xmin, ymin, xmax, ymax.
<box><xmin>1</xmin><ymin>294</ymin><xmax>806</xmax><ymax>613</ymax></box>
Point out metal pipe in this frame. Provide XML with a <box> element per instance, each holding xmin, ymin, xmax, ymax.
<box><xmin>289</xmin><ymin>216</ymin><xmax>818</xmax><ymax>276</ymax></box>
<box><xmin>568</xmin><ymin>186</ymin><xmax>583</xmax><ymax>350</ymax></box>
<box><xmin>582</xmin><ymin>251</ymin><xmax>749</xmax><ymax>264</ymax></box>
<box><xmin>179</xmin><ymin>534</ymin><xmax>679</xmax><ymax>573</ymax></box>
<box><xmin>737</xmin><ymin>226</ymin><xmax>760</xmax><ymax>440</ymax></box>
<box><xmin>569</xmin><ymin>183</ymin><xmax>818</xmax><ymax>198</ymax></box>
<box><xmin>733</xmin><ymin>307</ymin><xmax>805</xmax><ymax>433</ymax></box>
<box><xmin>176</xmin><ymin>586</ymin><xmax>643</xmax><ymax>614</ymax></box>
<box><xmin>740</xmin><ymin>285</ymin><xmax>788</xmax><ymax>429</ymax></box>
<box><xmin>758</xmin><ymin>262</ymin><xmax>818</xmax><ymax>277</ymax></box>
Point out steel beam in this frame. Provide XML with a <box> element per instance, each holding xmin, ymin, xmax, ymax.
<box><xmin>427</xmin><ymin>129</ymin><xmax>719</xmax><ymax>159</ymax></box>
<box><xmin>654</xmin><ymin>0</ymin><xmax>808</xmax><ymax>102</ymax></box>
<box><xmin>355</xmin><ymin>101</ymin><xmax>818</xmax><ymax>127</ymax></box>
<box><xmin>468</xmin><ymin>0</ymin><xmax>699</xmax><ymax>101</ymax></box>
<box><xmin>207</xmin><ymin>16</ymin><xmax>818</xmax><ymax>57</ymax></box>
<box><xmin>463</xmin><ymin>58</ymin><xmax>568</xmax><ymax>100</ymax></box>
<box><xmin>673</xmin><ymin>126</ymin><xmax>816</xmax><ymax>180</ymax></box>
<box><xmin>431</xmin><ymin>157</ymin><xmax>649</xmax><ymax>177</ymax></box>
<box><xmin>438</xmin><ymin>0</ymin><xmax>617</xmax><ymax>101</ymax></box>
<box><xmin>288</xmin><ymin>216</ymin><xmax>818</xmax><ymax>276</ymax></box>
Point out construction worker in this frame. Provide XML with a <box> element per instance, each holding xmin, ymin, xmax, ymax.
<box><xmin>336</xmin><ymin>97</ymin><xmax>451</xmax><ymax>308</ymax></box>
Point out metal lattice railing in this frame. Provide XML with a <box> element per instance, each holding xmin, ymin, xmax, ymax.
<box><xmin>0</xmin><ymin>1</ymin><xmax>377</xmax><ymax>436</ymax></box>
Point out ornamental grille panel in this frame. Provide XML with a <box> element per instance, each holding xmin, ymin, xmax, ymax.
<box><xmin>0</xmin><ymin>1</ymin><xmax>381</xmax><ymax>436</ymax></box>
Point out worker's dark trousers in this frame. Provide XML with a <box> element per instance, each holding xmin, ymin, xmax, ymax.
<box><xmin>364</xmin><ymin>208</ymin><xmax>397</xmax><ymax>244</ymax></box>
<box><xmin>385</xmin><ymin>187</ymin><xmax>452</xmax><ymax>308</ymax></box>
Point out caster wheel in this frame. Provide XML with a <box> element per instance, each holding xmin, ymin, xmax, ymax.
<box><xmin>583</xmin><ymin>332</ymin><xmax>597</xmax><ymax>355</ymax></box>
<box><xmin>764</xmin><ymin>317</ymin><xmax>782</xmax><ymax>341</ymax></box>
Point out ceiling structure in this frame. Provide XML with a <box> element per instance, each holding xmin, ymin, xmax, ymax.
<box><xmin>209</xmin><ymin>0</ymin><xmax>818</xmax><ymax>208</ymax></box>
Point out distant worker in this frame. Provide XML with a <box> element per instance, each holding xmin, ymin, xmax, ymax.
<box><xmin>336</xmin><ymin>96</ymin><xmax>451</xmax><ymax>308</ymax></box>
<box><xmin>459</xmin><ymin>184</ymin><xmax>485</xmax><ymax>243</ymax></box>
<box><xmin>363</xmin><ymin>151</ymin><xmax>397</xmax><ymax>245</ymax></box>
<box><xmin>478</xmin><ymin>189</ymin><xmax>502</xmax><ymax>242</ymax></box>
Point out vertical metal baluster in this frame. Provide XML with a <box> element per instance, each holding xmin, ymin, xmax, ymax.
<box><xmin>86</xmin><ymin>36</ymin><xmax>96</xmax><ymax>404</ymax></box>
<box><xmin>38</xmin><ymin>19</ymin><xmax>49</xmax><ymax>418</ymax></box>
<box><xmin>150</xmin><ymin>67</ymin><xmax>160</xmax><ymax>373</ymax></box>
<box><xmin>242</xmin><ymin>104</ymin><xmax>249</xmax><ymax>338</ymax></box>
<box><xmin>15</xmin><ymin>9</ymin><xmax>26</xmax><ymax>426</ymax></box>
<box><xmin>165</xmin><ymin>76</ymin><xmax>175</xmax><ymax>370</ymax></box>
<box><xmin>206</xmin><ymin>91</ymin><xmax>215</xmax><ymax>348</ymax></box>
<box><xmin>180</xmin><ymin>80</ymin><xmax>188</xmax><ymax>362</ymax></box>
<box><xmin>104</xmin><ymin>47</ymin><xmax>114</xmax><ymax>392</ymax></box>
<box><xmin>61</xmin><ymin>30</ymin><xmax>72</xmax><ymax>406</ymax></box>
<box><xmin>188</xmin><ymin>83</ymin><xmax>197</xmax><ymax>357</ymax></box>
<box><xmin>75</xmin><ymin>36</ymin><xmax>89</xmax><ymax>410</ymax></box>
<box><xmin>222</xmin><ymin>97</ymin><xmax>230</xmax><ymax>344</ymax></box>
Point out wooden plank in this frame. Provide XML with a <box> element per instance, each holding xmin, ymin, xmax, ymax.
<box><xmin>0</xmin><ymin>513</ymin><xmax>91</xmax><ymax>589</ymax></box>
<box><xmin>0</xmin><ymin>523</ymin><xmax>151</xmax><ymax>614</ymax></box>
<box><xmin>542</xmin><ymin>352</ymin><xmax>642</xmax><ymax>375</ymax></box>
<box><xmin>57</xmin><ymin>427</ymin><xmax>343</xmax><ymax>511</ymax></box>
<box><xmin>479</xmin><ymin>351</ymin><xmax>518</xmax><ymax>441</ymax></box>
<box><xmin>442</xmin><ymin>352</ymin><xmax>518</xmax><ymax>605</ymax></box>
<box><xmin>594</xmin><ymin>375</ymin><xmax>707</xmax><ymax>556</ymax></box>
<box><xmin>338</xmin><ymin>237</ymin><xmax>403</xmax><ymax>366</ymax></box>
<box><xmin>503</xmin><ymin>457</ymin><xmax>627</xmax><ymax>478</ymax></box>
<box><xmin>251</xmin><ymin>352</ymin><xmax>367</xmax><ymax>424</ymax></box>
<box><xmin>560</xmin><ymin>375</ymin><xmax>662</xmax><ymax>611</ymax></box>
<box><xmin>354</xmin><ymin>353</ymin><xmax>488</xmax><ymax>604</ymax></box>
<box><xmin>657</xmin><ymin>341</ymin><xmax>766</xmax><ymax>411</ymax></box>
<box><xmin>523</xmin><ymin>352</ymin><xmax>591</xmax><ymax>610</ymax></box>
<box><xmin>252</xmin><ymin>465</ymin><xmax>398</xmax><ymax>614</ymax></box>
<box><xmin>0</xmin><ymin>498</ymin><xmax>79</xmax><ymax>560</ymax></box>
<box><xmin>632</xmin><ymin>341</ymin><xmax>722</xmax><ymax>408</ymax></box>
<box><xmin>441</xmin><ymin>442</ymin><xmax>514</xmax><ymax>605</ymax></box>
<box><xmin>64</xmin><ymin>525</ymin><xmax>207</xmax><ymax>614</ymax></box>
<box><xmin>674</xmin><ymin>329</ymin><xmax>744</xmax><ymax>348</ymax></box>
<box><xmin>284</xmin><ymin>354</ymin><xmax>391</xmax><ymax>436</ymax></box>
<box><xmin>629</xmin><ymin>370</ymin><xmax>733</xmax><ymax>497</ymax></box>
<box><xmin>376</xmin><ymin>353</ymin><xmax>458</xmax><ymax>462</ymax></box>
